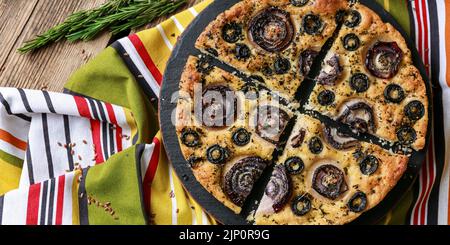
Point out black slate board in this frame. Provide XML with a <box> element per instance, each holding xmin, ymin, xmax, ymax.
<box><xmin>159</xmin><ymin>0</ymin><xmax>433</xmax><ymax>225</ymax></box>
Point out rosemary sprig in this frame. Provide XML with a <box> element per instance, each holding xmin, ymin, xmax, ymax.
<box><xmin>18</xmin><ymin>0</ymin><xmax>187</xmax><ymax>53</ymax></box>
<box><xmin>110</xmin><ymin>0</ymin><xmax>186</xmax><ymax>35</ymax></box>
<box><xmin>67</xmin><ymin>0</ymin><xmax>186</xmax><ymax>41</ymax></box>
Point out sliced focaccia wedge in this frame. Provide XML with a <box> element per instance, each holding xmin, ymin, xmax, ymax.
<box><xmin>195</xmin><ymin>0</ymin><xmax>348</xmax><ymax>98</ymax></box>
<box><xmin>254</xmin><ymin>114</ymin><xmax>408</xmax><ymax>225</ymax></box>
<box><xmin>176</xmin><ymin>56</ymin><xmax>294</xmax><ymax>213</ymax></box>
<box><xmin>305</xmin><ymin>3</ymin><xmax>428</xmax><ymax>151</ymax></box>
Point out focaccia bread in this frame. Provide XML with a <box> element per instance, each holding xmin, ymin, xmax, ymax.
<box><xmin>174</xmin><ymin>0</ymin><xmax>429</xmax><ymax>224</ymax></box>
<box><xmin>176</xmin><ymin>56</ymin><xmax>293</xmax><ymax>213</ymax></box>
<box><xmin>305</xmin><ymin>3</ymin><xmax>428</xmax><ymax>151</ymax></box>
<box><xmin>255</xmin><ymin>114</ymin><xmax>408</xmax><ymax>225</ymax></box>
<box><xmin>195</xmin><ymin>0</ymin><xmax>347</xmax><ymax>98</ymax></box>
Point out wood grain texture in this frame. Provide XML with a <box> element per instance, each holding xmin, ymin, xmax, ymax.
<box><xmin>0</xmin><ymin>0</ymin><xmax>201</xmax><ymax>92</ymax></box>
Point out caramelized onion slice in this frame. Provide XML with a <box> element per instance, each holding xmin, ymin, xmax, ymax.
<box><xmin>248</xmin><ymin>7</ymin><xmax>294</xmax><ymax>52</ymax></box>
<box><xmin>312</xmin><ymin>164</ymin><xmax>348</xmax><ymax>200</ymax></box>
<box><xmin>223</xmin><ymin>157</ymin><xmax>269</xmax><ymax>206</ymax></box>
<box><xmin>366</xmin><ymin>41</ymin><xmax>403</xmax><ymax>79</ymax></box>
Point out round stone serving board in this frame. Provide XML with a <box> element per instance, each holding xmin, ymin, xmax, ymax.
<box><xmin>159</xmin><ymin>0</ymin><xmax>433</xmax><ymax>225</ymax></box>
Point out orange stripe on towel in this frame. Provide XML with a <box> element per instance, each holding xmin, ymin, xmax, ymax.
<box><xmin>0</xmin><ymin>129</ymin><xmax>27</xmax><ymax>151</ymax></box>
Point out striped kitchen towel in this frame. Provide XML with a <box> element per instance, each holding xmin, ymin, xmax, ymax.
<box><xmin>1</xmin><ymin>0</ymin><xmax>449</xmax><ymax>225</ymax></box>
<box><xmin>0</xmin><ymin>87</ymin><xmax>213</xmax><ymax>224</ymax></box>
<box><xmin>0</xmin><ymin>88</ymin><xmax>136</xmax><ymax>191</ymax></box>
<box><xmin>0</xmin><ymin>141</ymin><xmax>212</xmax><ymax>225</ymax></box>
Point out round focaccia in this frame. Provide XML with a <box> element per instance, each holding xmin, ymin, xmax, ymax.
<box><xmin>174</xmin><ymin>0</ymin><xmax>428</xmax><ymax>225</ymax></box>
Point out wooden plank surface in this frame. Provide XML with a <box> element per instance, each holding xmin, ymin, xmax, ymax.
<box><xmin>0</xmin><ymin>0</ymin><xmax>201</xmax><ymax>92</ymax></box>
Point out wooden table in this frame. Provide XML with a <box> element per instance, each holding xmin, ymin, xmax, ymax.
<box><xmin>0</xmin><ymin>0</ymin><xmax>201</xmax><ymax>92</ymax></box>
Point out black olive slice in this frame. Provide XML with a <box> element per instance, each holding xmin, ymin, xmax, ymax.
<box><xmin>312</xmin><ymin>164</ymin><xmax>348</xmax><ymax>200</ymax></box>
<box><xmin>323</xmin><ymin>126</ymin><xmax>359</xmax><ymax>150</ymax></box>
<box><xmin>308</xmin><ymin>136</ymin><xmax>323</xmax><ymax>154</ymax></box>
<box><xmin>222</xmin><ymin>22</ymin><xmax>242</xmax><ymax>43</ymax></box>
<box><xmin>196</xmin><ymin>55</ymin><xmax>213</xmax><ymax>73</ymax></box>
<box><xmin>359</xmin><ymin>155</ymin><xmax>379</xmax><ymax>175</ymax></box>
<box><xmin>232</xmin><ymin>128</ymin><xmax>251</xmax><ymax>146</ymax></box>
<box><xmin>299</xmin><ymin>49</ymin><xmax>319</xmax><ymax>76</ymax></box>
<box><xmin>344</xmin><ymin>10</ymin><xmax>362</xmax><ymax>28</ymax></box>
<box><xmin>350</xmin><ymin>73</ymin><xmax>370</xmax><ymax>93</ymax></box>
<box><xmin>249</xmin><ymin>7</ymin><xmax>294</xmax><ymax>52</ymax></box>
<box><xmin>384</xmin><ymin>84</ymin><xmax>405</xmax><ymax>103</ymax></box>
<box><xmin>337</xmin><ymin>101</ymin><xmax>376</xmax><ymax>134</ymax></box>
<box><xmin>343</xmin><ymin>33</ymin><xmax>360</xmax><ymax>51</ymax></box>
<box><xmin>302</xmin><ymin>14</ymin><xmax>323</xmax><ymax>35</ymax></box>
<box><xmin>284</xmin><ymin>157</ymin><xmax>305</xmax><ymax>175</ymax></box>
<box><xmin>348</xmin><ymin>191</ymin><xmax>367</xmax><ymax>213</ymax></box>
<box><xmin>290</xmin><ymin>0</ymin><xmax>308</xmax><ymax>7</ymax></box>
<box><xmin>366</xmin><ymin>41</ymin><xmax>403</xmax><ymax>79</ymax></box>
<box><xmin>255</xmin><ymin>105</ymin><xmax>290</xmax><ymax>144</ymax></box>
<box><xmin>274</xmin><ymin>57</ymin><xmax>291</xmax><ymax>74</ymax></box>
<box><xmin>317</xmin><ymin>55</ymin><xmax>343</xmax><ymax>85</ymax></box>
<box><xmin>405</xmin><ymin>100</ymin><xmax>425</xmax><ymax>121</ymax></box>
<box><xmin>265</xmin><ymin>165</ymin><xmax>291</xmax><ymax>212</ymax></box>
<box><xmin>396</xmin><ymin>126</ymin><xmax>417</xmax><ymax>145</ymax></box>
<box><xmin>206</xmin><ymin>145</ymin><xmax>229</xmax><ymax>164</ymax></box>
<box><xmin>291</xmin><ymin>194</ymin><xmax>312</xmax><ymax>216</ymax></box>
<box><xmin>317</xmin><ymin>90</ymin><xmax>335</xmax><ymax>106</ymax></box>
<box><xmin>224</xmin><ymin>157</ymin><xmax>268</xmax><ymax>206</ymax></box>
<box><xmin>180</xmin><ymin>128</ymin><xmax>201</xmax><ymax>147</ymax></box>
<box><xmin>235</xmin><ymin>43</ymin><xmax>251</xmax><ymax>60</ymax></box>
<box><xmin>200</xmin><ymin>85</ymin><xmax>237</xmax><ymax>128</ymax></box>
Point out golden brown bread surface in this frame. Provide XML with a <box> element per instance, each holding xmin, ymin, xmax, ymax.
<box><xmin>195</xmin><ymin>0</ymin><xmax>346</xmax><ymax>98</ymax></box>
<box><xmin>177</xmin><ymin>56</ymin><xmax>291</xmax><ymax>213</ymax></box>
<box><xmin>175</xmin><ymin>0</ymin><xmax>428</xmax><ymax>224</ymax></box>
<box><xmin>305</xmin><ymin>3</ymin><xmax>428</xmax><ymax>151</ymax></box>
<box><xmin>254</xmin><ymin>114</ymin><xmax>408</xmax><ymax>225</ymax></box>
